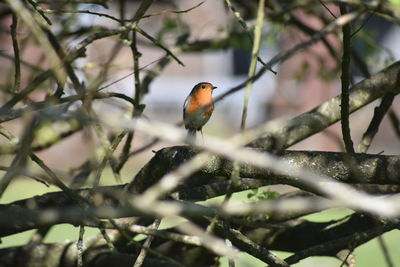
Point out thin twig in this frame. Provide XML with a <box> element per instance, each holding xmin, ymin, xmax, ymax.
<box><xmin>338</xmin><ymin>249</ymin><xmax>354</xmax><ymax>267</ymax></box>
<box><xmin>92</xmin><ymin>129</ymin><xmax>126</xmax><ymax>186</ymax></box>
<box><xmin>26</xmin><ymin>0</ymin><xmax>52</xmax><ymax>25</ymax></box>
<box><xmin>5</xmin><ymin>0</ymin><xmax>67</xmax><ymax>83</ymax></box>
<box><xmin>388</xmin><ymin>110</ymin><xmax>400</xmax><ymax>138</ymax></box>
<box><xmin>240</xmin><ymin>0</ymin><xmax>265</xmax><ymax>130</ymax></box>
<box><xmin>224</xmin><ymin>0</ymin><xmax>273</xmax><ymax>73</ymax></box>
<box><xmin>10</xmin><ymin>13</ymin><xmax>20</xmax><ymax>93</ymax></box>
<box><xmin>28</xmin><ymin>227</ymin><xmax>51</xmax><ymax>244</ymax></box>
<box><xmin>357</xmin><ymin>93</ymin><xmax>395</xmax><ymax>153</ymax></box>
<box><xmin>77</xmin><ymin>225</ymin><xmax>85</xmax><ymax>267</ymax></box>
<box><xmin>228</xmin><ymin>227</ymin><xmax>289</xmax><ymax>267</ymax></box>
<box><xmin>0</xmin><ymin>114</ymin><xmax>37</xmax><ymax>198</ymax></box>
<box><xmin>377</xmin><ymin>236</ymin><xmax>394</xmax><ymax>267</ymax></box>
<box><xmin>133</xmin><ymin>219</ymin><xmax>161</xmax><ymax>267</ymax></box>
<box><xmin>134</xmin><ymin>26</ymin><xmax>184</xmax><ymax>66</ymax></box>
<box><xmin>212</xmin><ymin>10</ymin><xmax>362</xmax><ymax>107</ymax></box>
<box><xmin>351</xmin><ymin>12</ymin><xmax>373</xmax><ymax>37</ymax></box>
<box><xmin>114</xmin><ymin>11</ymin><xmax>146</xmax><ymax>176</ymax></box>
<box><xmin>97</xmin><ymin>56</ymin><xmax>166</xmax><ymax>91</ymax></box>
<box><xmin>319</xmin><ymin>0</ymin><xmax>337</xmax><ymax>18</ymax></box>
<box><xmin>339</xmin><ymin>3</ymin><xmax>355</xmax><ymax>153</ymax></box>
<box><xmin>141</xmin><ymin>1</ymin><xmax>205</xmax><ymax>19</ymax></box>
<box><xmin>44</xmin><ymin>8</ymin><xmax>122</xmax><ymax>22</ymax></box>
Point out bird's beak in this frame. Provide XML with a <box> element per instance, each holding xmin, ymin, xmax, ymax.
<box><xmin>212</xmin><ymin>86</ymin><xmax>217</xmax><ymax>90</ymax></box>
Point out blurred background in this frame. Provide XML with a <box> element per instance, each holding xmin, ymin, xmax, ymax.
<box><xmin>0</xmin><ymin>0</ymin><xmax>400</xmax><ymax>266</ymax></box>
<box><xmin>1</xmin><ymin>0</ymin><xmax>400</xmax><ymax>169</ymax></box>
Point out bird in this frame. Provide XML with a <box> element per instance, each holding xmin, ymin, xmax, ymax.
<box><xmin>183</xmin><ymin>82</ymin><xmax>217</xmax><ymax>142</ymax></box>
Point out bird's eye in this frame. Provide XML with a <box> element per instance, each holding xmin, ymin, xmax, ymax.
<box><xmin>201</xmin><ymin>85</ymin><xmax>206</xmax><ymax>89</ymax></box>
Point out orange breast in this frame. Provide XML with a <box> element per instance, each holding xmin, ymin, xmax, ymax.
<box><xmin>186</xmin><ymin>89</ymin><xmax>214</xmax><ymax>116</ymax></box>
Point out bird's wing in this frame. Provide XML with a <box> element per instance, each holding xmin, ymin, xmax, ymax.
<box><xmin>183</xmin><ymin>95</ymin><xmax>190</xmax><ymax>119</ymax></box>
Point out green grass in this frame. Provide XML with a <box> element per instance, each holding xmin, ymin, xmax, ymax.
<box><xmin>0</xmin><ymin>176</ymin><xmax>103</xmax><ymax>249</ymax></box>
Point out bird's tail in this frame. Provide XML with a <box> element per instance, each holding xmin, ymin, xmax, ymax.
<box><xmin>186</xmin><ymin>129</ymin><xmax>197</xmax><ymax>143</ymax></box>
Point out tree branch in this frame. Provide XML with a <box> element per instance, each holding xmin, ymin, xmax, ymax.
<box><xmin>129</xmin><ymin>146</ymin><xmax>400</xmax><ymax>194</ymax></box>
<box><xmin>250</xmin><ymin>60</ymin><xmax>400</xmax><ymax>149</ymax></box>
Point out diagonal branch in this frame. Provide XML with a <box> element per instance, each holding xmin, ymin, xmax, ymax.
<box><xmin>339</xmin><ymin>3</ymin><xmax>355</xmax><ymax>153</ymax></box>
<box><xmin>250</xmin><ymin>60</ymin><xmax>400</xmax><ymax>149</ymax></box>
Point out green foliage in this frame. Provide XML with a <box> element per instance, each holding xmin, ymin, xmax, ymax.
<box><xmin>245</xmin><ymin>188</ymin><xmax>280</xmax><ymax>221</ymax></box>
<box><xmin>264</xmin><ymin>21</ymin><xmax>283</xmax><ymax>47</ymax></box>
<box><xmin>247</xmin><ymin>188</ymin><xmax>280</xmax><ymax>201</ymax></box>
<box><xmin>156</xmin><ymin>18</ymin><xmax>179</xmax><ymax>41</ymax></box>
<box><xmin>389</xmin><ymin>0</ymin><xmax>400</xmax><ymax>6</ymax></box>
<box><xmin>228</xmin><ymin>32</ymin><xmax>253</xmax><ymax>50</ymax></box>
<box><xmin>293</xmin><ymin>61</ymin><xmax>310</xmax><ymax>81</ymax></box>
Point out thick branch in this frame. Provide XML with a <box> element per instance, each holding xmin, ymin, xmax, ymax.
<box><xmin>128</xmin><ymin>146</ymin><xmax>400</xmax><ymax>194</ymax></box>
<box><xmin>4</xmin><ymin>142</ymin><xmax>400</xmax><ymax>237</ymax></box>
<box><xmin>0</xmin><ymin>213</ymin><xmax>393</xmax><ymax>266</ymax></box>
<box><xmin>0</xmin><ymin>185</ymin><xmax>124</xmax><ymax>237</ymax></box>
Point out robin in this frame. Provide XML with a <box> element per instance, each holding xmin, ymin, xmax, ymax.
<box><xmin>183</xmin><ymin>82</ymin><xmax>217</xmax><ymax>141</ymax></box>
